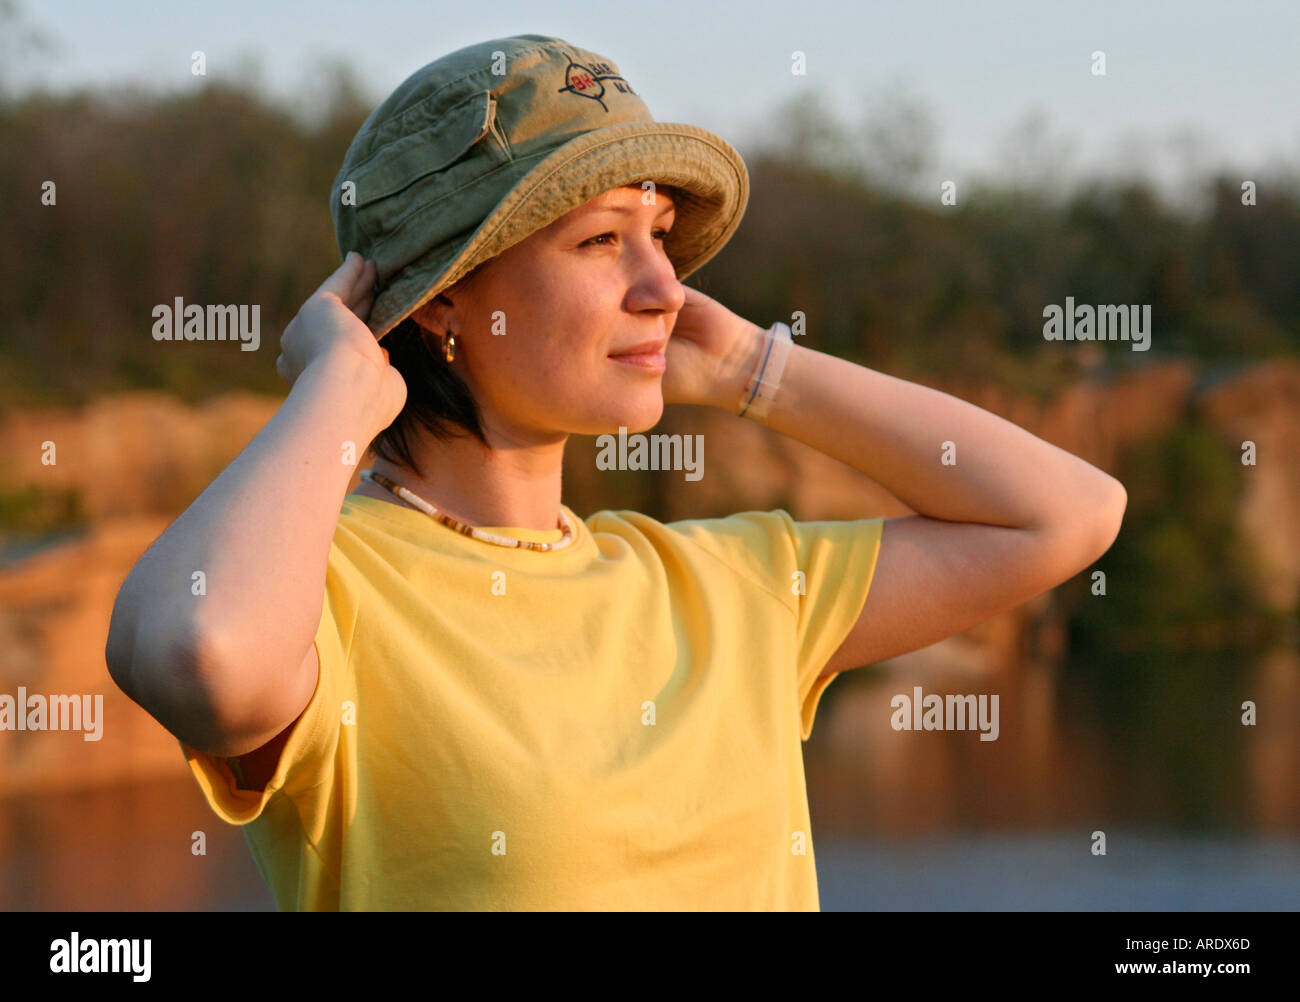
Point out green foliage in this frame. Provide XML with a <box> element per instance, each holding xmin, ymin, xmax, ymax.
<box><xmin>1067</xmin><ymin>421</ymin><xmax>1272</xmax><ymax>654</ymax></box>
<box><xmin>1054</xmin><ymin>422</ymin><xmax>1284</xmax><ymax>830</ymax></box>
<box><xmin>0</xmin><ymin>79</ymin><xmax>366</xmax><ymax>409</ymax></box>
<box><xmin>0</xmin><ymin>483</ymin><xmax>85</xmax><ymax>534</ymax></box>
<box><xmin>1</xmin><ymin>74</ymin><xmax>1296</xmax><ymax>412</ymax></box>
<box><xmin>1056</xmin><ymin>647</ymin><xmax>1257</xmax><ymax>830</ymax></box>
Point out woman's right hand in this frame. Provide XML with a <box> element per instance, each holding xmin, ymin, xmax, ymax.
<box><xmin>275</xmin><ymin>251</ymin><xmax>407</xmax><ymax>430</ymax></box>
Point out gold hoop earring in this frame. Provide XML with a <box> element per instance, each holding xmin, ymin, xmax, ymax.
<box><xmin>442</xmin><ymin>331</ymin><xmax>456</xmax><ymax>363</ymax></box>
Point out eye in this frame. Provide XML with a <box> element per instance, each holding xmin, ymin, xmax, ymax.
<box><xmin>581</xmin><ymin>228</ymin><xmax>673</xmax><ymax>247</ymax></box>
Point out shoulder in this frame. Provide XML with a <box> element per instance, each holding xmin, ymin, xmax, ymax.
<box><xmin>585</xmin><ymin>507</ymin><xmax>792</xmax><ymax>553</ymax></box>
<box><xmin>586</xmin><ymin>508</ymin><xmax>800</xmax><ymax>603</ymax></box>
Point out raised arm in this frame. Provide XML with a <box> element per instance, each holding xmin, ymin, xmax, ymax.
<box><xmin>684</xmin><ymin>303</ymin><xmax>1126</xmax><ymax>677</ymax></box>
<box><xmin>105</xmin><ymin>254</ymin><xmax>403</xmax><ymax>757</ymax></box>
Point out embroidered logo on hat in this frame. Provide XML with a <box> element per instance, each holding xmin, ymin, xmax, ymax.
<box><xmin>556</xmin><ymin>53</ymin><xmax>638</xmax><ymax>111</ymax></box>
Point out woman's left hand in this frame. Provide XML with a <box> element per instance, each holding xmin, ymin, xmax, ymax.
<box><xmin>661</xmin><ymin>286</ymin><xmax>765</xmax><ymax>409</ymax></box>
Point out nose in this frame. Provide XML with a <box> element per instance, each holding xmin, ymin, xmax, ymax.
<box><xmin>627</xmin><ymin>237</ymin><xmax>686</xmax><ymax>316</ymax></box>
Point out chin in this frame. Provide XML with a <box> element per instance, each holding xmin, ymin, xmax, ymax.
<box><xmin>560</xmin><ymin>377</ymin><xmax>664</xmax><ymax>436</ymax></box>
<box><xmin>586</xmin><ymin>400</ymin><xmax>664</xmax><ymax>437</ymax></box>
<box><xmin>621</xmin><ymin>397</ymin><xmax>666</xmax><ymax>434</ymax></box>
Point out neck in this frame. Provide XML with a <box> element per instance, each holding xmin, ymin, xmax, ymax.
<box><xmin>368</xmin><ymin>420</ymin><xmax>568</xmax><ymax>531</ymax></box>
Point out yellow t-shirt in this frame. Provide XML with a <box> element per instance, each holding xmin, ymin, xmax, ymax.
<box><xmin>179</xmin><ymin>494</ymin><xmax>884</xmax><ymax>911</ymax></box>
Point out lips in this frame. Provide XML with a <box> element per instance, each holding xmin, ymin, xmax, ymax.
<box><xmin>609</xmin><ymin>343</ymin><xmax>667</xmax><ymax>372</ymax></box>
<box><xmin>608</xmin><ymin>338</ymin><xmax>668</xmax><ymax>357</ymax></box>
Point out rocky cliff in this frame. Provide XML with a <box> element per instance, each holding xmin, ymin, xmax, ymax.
<box><xmin>1</xmin><ymin>358</ymin><xmax>1297</xmax><ymax>810</ymax></box>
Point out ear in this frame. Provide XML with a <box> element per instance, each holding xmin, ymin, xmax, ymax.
<box><xmin>412</xmin><ymin>293</ymin><xmax>453</xmax><ymax>334</ymax></box>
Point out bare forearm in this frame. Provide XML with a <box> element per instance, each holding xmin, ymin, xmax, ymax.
<box><xmin>107</xmin><ymin>350</ymin><xmax>385</xmax><ymax>710</ymax></box>
<box><xmin>724</xmin><ymin>327</ymin><xmax>1125</xmax><ymax>531</ymax></box>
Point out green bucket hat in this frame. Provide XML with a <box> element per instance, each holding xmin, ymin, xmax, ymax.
<box><xmin>330</xmin><ymin>33</ymin><xmax>750</xmax><ymax>340</ymax></box>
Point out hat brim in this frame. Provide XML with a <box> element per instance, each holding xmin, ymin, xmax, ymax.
<box><xmin>364</xmin><ymin>121</ymin><xmax>749</xmax><ymax>340</ymax></box>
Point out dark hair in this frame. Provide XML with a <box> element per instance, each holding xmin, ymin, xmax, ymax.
<box><xmin>366</xmin><ymin>273</ymin><xmax>490</xmax><ymax>481</ymax></box>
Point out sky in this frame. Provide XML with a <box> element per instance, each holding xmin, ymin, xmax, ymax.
<box><xmin>8</xmin><ymin>0</ymin><xmax>1299</xmax><ymax>210</ymax></box>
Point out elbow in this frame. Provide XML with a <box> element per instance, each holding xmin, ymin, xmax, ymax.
<box><xmin>1037</xmin><ymin>476</ymin><xmax>1127</xmax><ymax>579</ymax></box>
<box><xmin>1092</xmin><ymin>476</ymin><xmax>1128</xmax><ymax>558</ymax></box>
<box><xmin>106</xmin><ymin>610</ymin><xmax>213</xmax><ymax>722</ymax></box>
<box><xmin>1071</xmin><ymin>477</ymin><xmax>1128</xmax><ymax>571</ymax></box>
<box><xmin>104</xmin><ymin>600</ymin><xmax>272</xmax><ymax>756</ymax></box>
<box><xmin>105</xmin><ymin>595</ymin><xmax>144</xmax><ymax>702</ymax></box>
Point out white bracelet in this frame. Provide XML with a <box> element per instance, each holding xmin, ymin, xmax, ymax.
<box><xmin>738</xmin><ymin>322</ymin><xmax>793</xmax><ymax>420</ymax></box>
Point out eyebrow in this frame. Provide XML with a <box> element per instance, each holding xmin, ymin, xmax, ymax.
<box><xmin>582</xmin><ymin>201</ymin><xmax>676</xmax><ymax>217</ymax></box>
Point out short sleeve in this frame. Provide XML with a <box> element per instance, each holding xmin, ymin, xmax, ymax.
<box><xmin>782</xmin><ymin>512</ymin><xmax>884</xmax><ymax>739</ymax></box>
<box><xmin>178</xmin><ymin>537</ymin><xmax>356</xmax><ymax>825</ymax></box>
<box><xmin>666</xmin><ymin>508</ymin><xmax>885</xmax><ymax>740</ymax></box>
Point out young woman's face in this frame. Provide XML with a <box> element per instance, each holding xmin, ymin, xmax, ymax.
<box><xmin>422</xmin><ymin>182</ymin><xmax>684</xmax><ymax>440</ymax></box>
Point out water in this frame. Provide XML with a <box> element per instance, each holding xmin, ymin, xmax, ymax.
<box><xmin>816</xmin><ymin>832</ymin><xmax>1300</xmax><ymax>910</ymax></box>
<box><xmin>1</xmin><ymin>777</ymin><xmax>273</xmax><ymax>911</ymax></box>
<box><xmin>4</xmin><ymin>778</ymin><xmax>1296</xmax><ymax>910</ymax></box>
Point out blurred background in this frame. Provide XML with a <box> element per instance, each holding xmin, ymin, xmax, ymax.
<box><xmin>1</xmin><ymin>0</ymin><xmax>1297</xmax><ymax>910</ymax></box>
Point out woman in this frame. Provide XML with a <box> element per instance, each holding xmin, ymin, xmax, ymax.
<box><xmin>106</xmin><ymin>35</ymin><xmax>1126</xmax><ymax>911</ymax></box>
